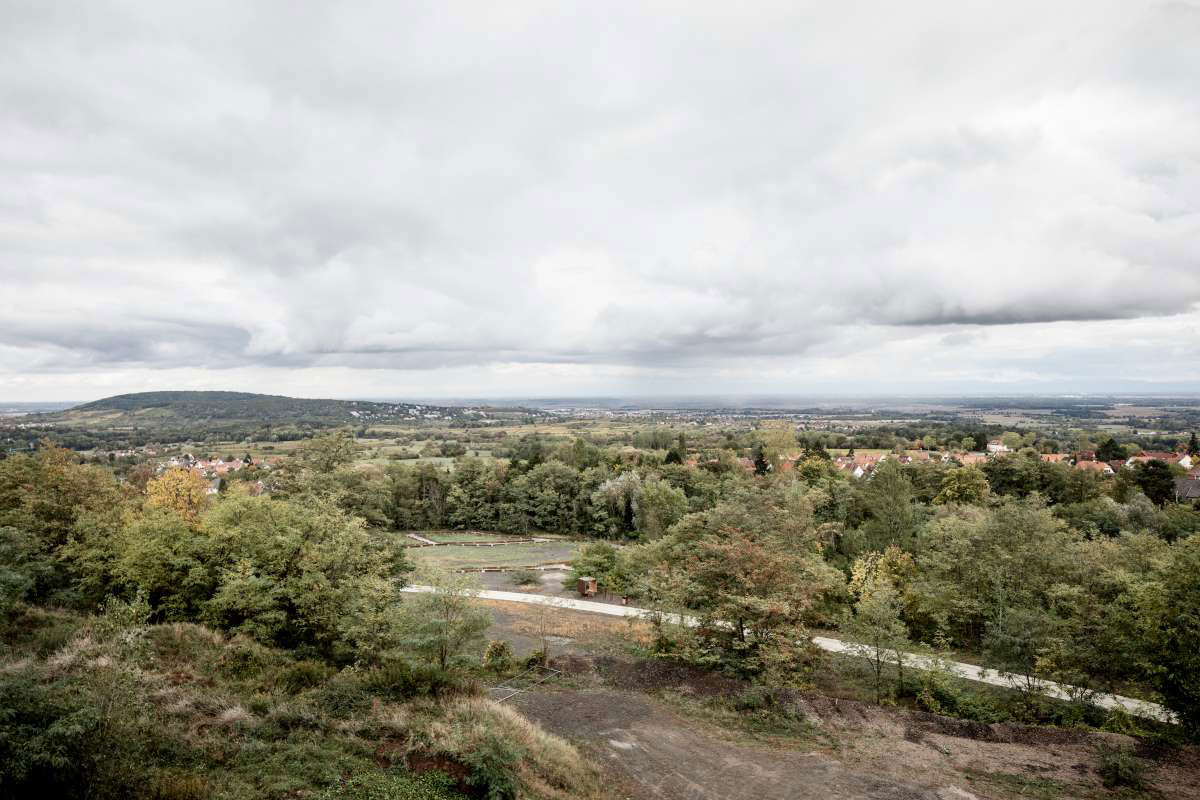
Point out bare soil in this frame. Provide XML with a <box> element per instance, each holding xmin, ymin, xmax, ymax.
<box><xmin>481</xmin><ymin>600</ymin><xmax>1200</xmax><ymax>800</ymax></box>
<box><xmin>516</xmin><ymin>688</ymin><xmax>938</xmax><ymax>800</ymax></box>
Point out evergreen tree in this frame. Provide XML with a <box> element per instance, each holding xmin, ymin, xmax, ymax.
<box><xmin>752</xmin><ymin>444</ymin><xmax>769</xmax><ymax>475</ymax></box>
<box><xmin>1135</xmin><ymin>459</ymin><xmax>1175</xmax><ymax>506</ymax></box>
<box><xmin>1188</xmin><ymin>432</ymin><xmax>1199</xmax><ymax>457</ymax></box>
<box><xmin>802</xmin><ymin>440</ymin><xmax>831</xmax><ymax>461</ymax></box>
<box><xmin>1096</xmin><ymin>437</ymin><xmax>1124</xmax><ymax>462</ymax></box>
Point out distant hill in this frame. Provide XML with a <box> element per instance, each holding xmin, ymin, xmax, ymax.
<box><xmin>3</xmin><ymin>390</ymin><xmax>541</xmax><ymax>450</ymax></box>
<box><xmin>69</xmin><ymin>390</ymin><xmax>467</xmax><ymax>424</ymax></box>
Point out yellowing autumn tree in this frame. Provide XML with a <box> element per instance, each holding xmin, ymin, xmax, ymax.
<box><xmin>145</xmin><ymin>468</ymin><xmax>210</xmax><ymax>523</ymax></box>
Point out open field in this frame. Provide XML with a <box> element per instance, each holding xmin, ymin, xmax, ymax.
<box><xmin>411</xmin><ymin>540</ymin><xmax>581</xmax><ymax>570</ymax></box>
<box><xmin>421</xmin><ymin>531</ymin><xmax>523</xmax><ymax>543</ymax></box>
<box><xmin>414</xmin><ymin>531</ymin><xmax>572</xmax><ymax>544</ymax></box>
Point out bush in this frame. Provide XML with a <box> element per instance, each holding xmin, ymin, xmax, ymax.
<box><xmin>143</xmin><ymin>769</ymin><xmax>210</xmax><ymax>800</ymax></box>
<box><xmin>731</xmin><ymin>686</ymin><xmax>773</xmax><ymax>712</ymax></box>
<box><xmin>0</xmin><ymin>662</ymin><xmax>154</xmax><ymax>800</ymax></box>
<box><xmin>314</xmin><ymin>671</ymin><xmax>371</xmax><ymax>718</ymax></box>
<box><xmin>1097</xmin><ymin>744</ymin><xmax>1148</xmax><ymax>789</ymax></box>
<box><xmin>217</xmin><ymin>636</ymin><xmax>279</xmax><ymax>680</ymax></box>
<box><xmin>508</xmin><ymin>570</ymin><xmax>540</xmax><ymax>587</ymax></box>
<box><xmin>916</xmin><ymin>672</ymin><xmax>1009</xmax><ymax>723</ymax></box>
<box><xmin>276</xmin><ymin>659</ymin><xmax>334</xmax><ymax>693</ymax></box>
<box><xmin>414</xmin><ymin>697</ymin><xmax>603</xmax><ymax>800</ymax></box>
<box><xmin>316</xmin><ymin>769</ymin><xmax>464</xmax><ymax>799</ymax></box>
<box><xmin>364</xmin><ymin>660</ymin><xmax>461</xmax><ymax>701</ymax></box>
<box><xmin>461</xmin><ymin>731</ymin><xmax>524</xmax><ymax>800</ymax></box>
<box><xmin>260</xmin><ymin>702</ymin><xmax>326</xmax><ymax>737</ymax></box>
<box><xmin>482</xmin><ymin>640</ymin><xmax>514</xmax><ymax>674</ymax></box>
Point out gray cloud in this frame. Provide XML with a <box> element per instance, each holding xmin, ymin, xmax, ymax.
<box><xmin>1</xmin><ymin>1</ymin><xmax>1198</xmax><ymax>398</ymax></box>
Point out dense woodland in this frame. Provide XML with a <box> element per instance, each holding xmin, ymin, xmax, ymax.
<box><xmin>2</xmin><ymin>426</ymin><xmax>1200</xmax><ymax>798</ymax></box>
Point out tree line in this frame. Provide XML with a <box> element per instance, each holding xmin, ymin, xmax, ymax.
<box><xmin>4</xmin><ymin>431</ymin><xmax>1200</xmax><ymax>739</ymax></box>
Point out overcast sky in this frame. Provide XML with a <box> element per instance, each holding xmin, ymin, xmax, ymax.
<box><xmin>2</xmin><ymin>1</ymin><xmax>1198</xmax><ymax>401</ymax></box>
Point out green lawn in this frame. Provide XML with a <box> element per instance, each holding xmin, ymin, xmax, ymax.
<box><xmin>411</xmin><ymin>540</ymin><xmax>580</xmax><ymax>570</ymax></box>
<box><xmin>417</xmin><ymin>531</ymin><xmax>573</xmax><ymax>544</ymax></box>
<box><xmin>422</xmin><ymin>532</ymin><xmax>519</xmax><ymax>543</ymax></box>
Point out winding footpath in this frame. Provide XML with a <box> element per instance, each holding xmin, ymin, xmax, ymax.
<box><xmin>402</xmin><ymin>585</ymin><xmax>1174</xmax><ymax>724</ymax></box>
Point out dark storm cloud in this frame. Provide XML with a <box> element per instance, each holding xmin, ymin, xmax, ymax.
<box><xmin>1</xmin><ymin>0</ymin><xmax>1198</xmax><ymax>397</ymax></box>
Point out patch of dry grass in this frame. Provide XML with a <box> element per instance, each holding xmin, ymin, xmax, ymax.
<box><xmin>481</xmin><ymin>598</ymin><xmax>656</xmax><ymax>648</ymax></box>
<box><xmin>411</xmin><ymin>696</ymin><xmax>607</xmax><ymax>800</ymax></box>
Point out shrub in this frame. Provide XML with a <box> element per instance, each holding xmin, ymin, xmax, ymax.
<box><xmin>420</xmin><ymin>697</ymin><xmax>604</xmax><ymax>800</ymax></box>
<box><xmin>276</xmin><ymin>659</ymin><xmax>334</xmax><ymax>693</ymax></box>
<box><xmin>1097</xmin><ymin>744</ymin><xmax>1148</xmax><ymax>789</ymax></box>
<box><xmin>1100</xmin><ymin>707</ymin><xmax>1146</xmax><ymax>737</ymax></box>
<box><xmin>462</xmin><ymin>730</ymin><xmax>525</xmax><ymax>800</ymax></box>
<box><xmin>508</xmin><ymin>570</ymin><xmax>540</xmax><ymax>588</ymax></box>
<box><xmin>314</xmin><ymin>671</ymin><xmax>371</xmax><ymax>718</ymax></box>
<box><xmin>482</xmin><ymin>640</ymin><xmax>514</xmax><ymax>674</ymax></box>
<box><xmin>143</xmin><ymin>769</ymin><xmax>210</xmax><ymax>800</ymax></box>
<box><xmin>316</xmin><ymin>769</ymin><xmax>464</xmax><ymax>799</ymax></box>
<box><xmin>217</xmin><ymin>636</ymin><xmax>279</xmax><ymax>680</ymax></box>
<box><xmin>248</xmin><ymin>694</ymin><xmax>273</xmax><ymax>716</ymax></box>
<box><xmin>0</xmin><ymin>661</ymin><xmax>154</xmax><ymax>800</ymax></box>
<box><xmin>364</xmin><ymin>660</ymin><xmax>460</xmax><ymax>700</ymax></box>
<box><xmin>261</xmin><ymin>702</ymin><xmax>326</xmax><ymax>737</ymax></box>
<box><xmin>731</xmin><ymin>686</ymin><xmax>773</xmax><ymax>712</ymax></box>
<box><xmin>916</xmin><ymin>671</ymin><xmax>1008</xmax><ymax>723</ymax></box>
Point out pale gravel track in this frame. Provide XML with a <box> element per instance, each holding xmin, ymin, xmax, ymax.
<box><xmin>401</xmin><ymin>585</ymin><xmax>1173</xmax><ymax>724</ymax></box>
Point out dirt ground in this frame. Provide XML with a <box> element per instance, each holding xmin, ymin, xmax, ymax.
<box><xmin>516</xmin><ymin>688</ymin><xmax>936</xmax><ymax>800</ymax></box>
<box><xmin>476</xmin><ymin>567</ymin><xmax>607</xmax><ymax>598</ymax></box>
<box><xmin>480</xmin><ymin>599</ymin><xmax>1200</xmax><ymax>800</ymax></box>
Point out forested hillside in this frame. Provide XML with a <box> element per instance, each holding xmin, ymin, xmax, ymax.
<box><xmin>2</xmin><ymin>391</ymin><xmax>539</xmax><ymax>451</ymax></box>
<box><xmin>64</xmin><ymin>390</ymin><xmax>479</xmax><ymax>424</ymax></box>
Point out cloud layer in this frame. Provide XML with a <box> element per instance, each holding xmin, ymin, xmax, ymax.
<box><xmin>2</xmin><ymin>1</ymin><xmax>1198</xmax><ymax>399</ymax></box>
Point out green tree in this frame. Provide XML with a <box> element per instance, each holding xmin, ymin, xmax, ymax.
<box><xmin>564</xmin><ymin>541</ymin><xmax>631</xmax><ymax>595</ymax></box>
<box><xmin>111</xmin><ymin>509</ymin><xmax>212</xmax><ymax>621</ymax></box>
<box><xmin>801</xmin><ymin>439</ymin><xmax>831</xmax><ymax>461</ymax></box>
<box><xmin>644</xmin><ymin>490</ymin><xmax>843</xmax><ymax>677</ymax></box>
<box><xmin>1148</xmin><ymin>536</ymin><xmax>1200</xmax><ymax>736</ymax></box>
<box><xmin>199</xmin><ymin>494</ymin><xmax>410</xmax><ymax>655</ymax></box>
<box><xmin>0</xmin><ymin>527</ymin><xmax>54</xmax><ymax>618</ymax></box>
<box><xmin>752</xmin><ymin>444</ymin><xmax>769</xmax><ymax>476</ymax></box>
<box><xmin>338</xmin><ymin>574</ymin><xmax>410</xmax><ymax>667</ymax></box>
<box><xmin>983</xmin><ymin>602</ymin><xmax>1064</xmax><ymax>711</ymax></box>
<box><xmin>589</xmin><ymin>472</ymin><xmax>643</xmax><ymax>538</ymax></box>
<box><xmin>1188</xmin><ymin>432</ymin><xmax>1199</xmax><ymax>458</ymax></box>
<box><xmin>912</xmin><ymin>498</ymin><xmax>1076</xmax><ymax>651</ymax></box>
<box><xmin>297</xmin><ymin>430</ymin><xmax>360</xmax><ymax>473</ymax></box>
<box><xmin>145</xmin><ymin>468</ymin><xmax>211</xmax><ymax>524</ymax></box>
<box><xmin>399</xmin><ymin>568</ymin><xmax>492</xmax><ymax>671</ymax></box>
<box><xmin>860</xmin><ymin>460</ymin><xmax>917</xmax><ymax>551</ymax></box>
<box><xmin>843</xmin><ymin>582</ymin><xmax>911</xmax><ymax>703</ymax></box>
<box><xmin>1134</xmin><ymin>459</ymin><xmax>1174</xmax><ymax>507</ymax></box>
<box><xmin>1097</xmin><ymin>438</ymin><xmax>1125</xmax><ymax>463</ymax></box>
<box><xmin>933</xmin><ymin>466</ymin><xmax>990</xmax><ymax>506</ymax></box>
<box><xmin>636</xmin><ymin>478</ymin><xmax>688</xmax><ymax>539</ymax></box>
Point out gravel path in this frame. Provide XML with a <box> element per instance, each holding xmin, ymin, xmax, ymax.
<box><xmin>402</xmin><ymin>586</ymin><xmax>1173</xmax><ymax>723</ymax></box>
